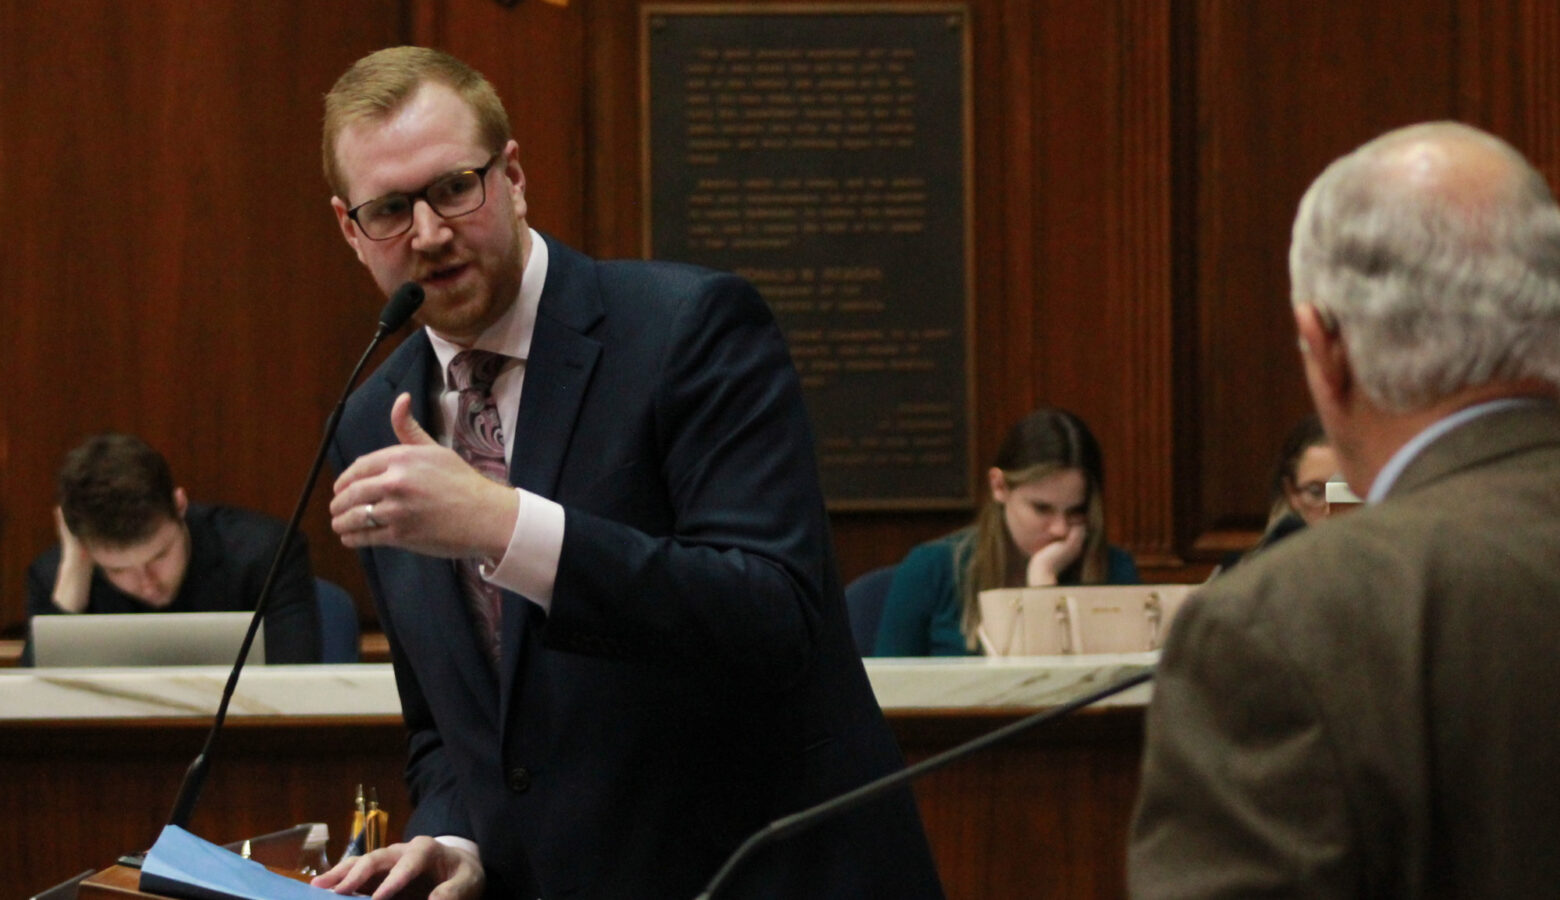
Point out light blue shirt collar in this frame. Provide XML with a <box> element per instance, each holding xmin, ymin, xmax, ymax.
<box><xmin>1366</xmin><ymin>397</ymin><xmax>1544</xmax><ymax>503</ymax></box>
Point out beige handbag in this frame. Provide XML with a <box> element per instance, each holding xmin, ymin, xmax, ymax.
<box><xmin>977</xmin><ymin>584</ymin><xmax>1196</xmax><ymax>656</ymax></box>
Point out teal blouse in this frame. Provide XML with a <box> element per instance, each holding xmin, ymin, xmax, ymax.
<box><xmin>871</xmin><ymin>531</ymin><xmax>1141</xmax><ymax>656</ymax></box>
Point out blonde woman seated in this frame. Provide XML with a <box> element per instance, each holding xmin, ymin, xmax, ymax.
<box><xmin>873</xmin><ymin>408</ymin><xmax>1139</xmax><ymax>656</ymax></box>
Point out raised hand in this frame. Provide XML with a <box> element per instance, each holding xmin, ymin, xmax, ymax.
<box><xmin>1026</xmin><ymin>522</ymin><xmax>1087</xmax><ymax>586</ymax></box>
<box><xmin>50</xmin><ymin>506</ymin><xmax>94</xmax><ymax>613</ymax></box>
<box><xmin>330</xmin><ymin>392</ymin><xmax>518</xmax><ymax>560</ymax></box>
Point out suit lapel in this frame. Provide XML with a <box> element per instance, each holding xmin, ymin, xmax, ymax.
<box><xmin>508</xmin><ymin>235</ymin><xmax>603</xmax><ymax>499</ymax></box>
<box><xmin>497</xmin><ymin>236</ymin><xmax>603</xmax><ymax>711</ymax></box>
<box><xmin>383</xmin><ymin>335</ymin><xmax>503</xmax><ymax>713</ymax></box>
<box><xmin>510</xmin><ymin>315</ymin><xmax>601</xmax><ymax>496</ymax></box>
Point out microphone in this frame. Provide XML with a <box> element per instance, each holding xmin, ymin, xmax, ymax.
<box><xmin>157</xmin><ymin>281</ymin><xmax>424</xmax><ymax>837</ymax></box>
<box><xmin>377</xmin><ymin>280</ymin><xmax>424</xmax><ymax>334</ymax></box>
<box><xmin>693</xmin><ymin>665</ymin><xmax>1155</xmax><ymax>899</ymax></box>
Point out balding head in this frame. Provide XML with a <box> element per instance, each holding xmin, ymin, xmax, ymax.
<box><xmin>1377</xmin><ymin>122</ymin><xmax>1516</xmax><ymax>191</ymax></box>
<box><xmin>1289</xmin><ymin>122</ymin><xmax>1560</xmax><ymax>412</ymax></box>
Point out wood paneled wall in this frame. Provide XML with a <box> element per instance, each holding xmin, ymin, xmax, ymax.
<box><xmin>1186</xmin><ymin>0</ymin><xmax>1560</xmax><ymax>555</ymax></box>
<box><xmin>0</xmin><ymin>0</ymin><xmax>410</xmax><ymax>630</ymax></box>
<box><xmin>3</xmin><ymin>0</ymin><xmax>1557</xmax><ymax>636</ymax></box>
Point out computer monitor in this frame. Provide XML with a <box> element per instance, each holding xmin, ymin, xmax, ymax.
<box><xmin>29</xmin><ymin>612</ymin><xmax>263</xmax><ymax>667</ymax></box>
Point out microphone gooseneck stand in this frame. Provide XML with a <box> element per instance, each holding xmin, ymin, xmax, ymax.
<box><xmin>694</xmin><ymin>665</ymin><xmax>1156</xmax><ymax>900</ymax></box>
<box><xmin>150</xmin><ymin>282</ymin><xmax>425</xmax><ymax>846</ymax></box>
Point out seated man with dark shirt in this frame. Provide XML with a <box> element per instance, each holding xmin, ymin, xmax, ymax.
<box><xmin>25</xmin><ymin>433</ymin><xmax>321</xmax><ymax>664</ymax></box>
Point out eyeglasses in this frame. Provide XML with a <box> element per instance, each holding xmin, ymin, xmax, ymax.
<box><xmin>1292</xmin><ymin>480</ymin><xmax>1328</xmax><ymax>508</ymax></box>
<box><xmin>347</xmin><ymin>153</ymin><xmax>502</xmax><ymax>241</ymax></box>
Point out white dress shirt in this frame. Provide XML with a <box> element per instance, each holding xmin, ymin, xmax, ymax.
<box><xmin>424</xmin><ymin>228</ymin><xmax>565</xmax><ymax>613</ymax></box>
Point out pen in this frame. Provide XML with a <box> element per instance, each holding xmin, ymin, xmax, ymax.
<box><xmin>340</xmin><ymin>783</ymin><xmax>367</xmax><ymax>863</ymax></box>
<box><xmin>365</xmin><ymin>787</ymin><xmax>389</xmax><ymax>852</ymax></box>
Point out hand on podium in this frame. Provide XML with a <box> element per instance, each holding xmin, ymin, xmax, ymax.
<box><xmin>311</xmin><ymin>836</ymin><xmax>484</xmax><ymax>899</ymax></box>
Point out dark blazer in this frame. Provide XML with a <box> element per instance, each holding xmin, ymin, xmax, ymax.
<box><xmin>25</xmin><ymin>503</ymin><xmax>321</xmax><ymax>664</ymax></box>
<box><xmin>330</xmin><ymin>235</ymin><xmax>942</xmax><ymax>899</ymax></box>
<box><xmin>1129</xmin><ymin>402</ymin><xmax>1560</xmax><ymax>898</ymax></box>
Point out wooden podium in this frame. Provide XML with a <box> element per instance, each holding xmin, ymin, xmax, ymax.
<box><xmin>78</xmin><ymin>865</ymin><xmax>170</xmax><ymax>900</ymax></box>
<box><xmin>67</xmin><ymin>824</ymin><xmax>322</xmax><ymax>900</ymax></box>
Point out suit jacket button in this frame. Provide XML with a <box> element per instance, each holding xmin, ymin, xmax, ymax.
<box><xmin>506</xmin><ymin>767</ymin><xmax>532</xmax><ymax>793</ymax></box>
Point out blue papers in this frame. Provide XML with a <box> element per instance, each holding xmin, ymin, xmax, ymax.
<box><xmin>140</xmin><ymin>825</ymin><xmax>348</xmax><ymax>900</ymax></box>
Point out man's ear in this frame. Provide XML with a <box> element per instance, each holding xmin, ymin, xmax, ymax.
<box><xmin>1295</xmin><ymin>303</ymin><xmax>1351</xmax><ymax>403</ymax></box>
<box><xmin>331</xmin><ymin>196</ymin><xmax>368</xmax><ymax>265</ymax></box>
<box><xmin>173</xmin><ymin>487</ymin><xmax>189</xmax><ymax>519</ymax></box>
<box><xmin>502</xmin><ymin>140</ymin><xmax>527</xmax><ymax>218</ymax></box>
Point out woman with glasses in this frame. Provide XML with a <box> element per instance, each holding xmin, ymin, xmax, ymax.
<box><xmin>1269</xmin><ymin>414</ymin><xmax>1338</xmax><ymax>527</ymax></box>
<box><xmin>1223</xmin><ymin>414</ymin><xmax>1340</xmax><ymax>570</ymax></box>
<box><xmin>873</xmin><ymin>408</ymin><xmax>1139</xmax><ymax>656</ymax></box>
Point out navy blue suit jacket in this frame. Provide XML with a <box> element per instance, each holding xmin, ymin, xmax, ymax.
<box><xmin>330</xmin><ymin>235</ymin><xmax>942</xmax><ymax>899</ymax></box>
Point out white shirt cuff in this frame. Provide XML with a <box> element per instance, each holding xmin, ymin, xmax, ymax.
<box><xmin>481</xmin><ymin>488</ymin><xmax>563</xmax><ymax>613</ymax></box>
<box><xmin>433</xmin><ymin>834</ymin><xmax>481</xmax><ymax>863</ymax></box>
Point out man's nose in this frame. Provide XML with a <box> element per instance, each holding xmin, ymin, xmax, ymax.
<box><xmin>408</xmin><ymin>199</ymin><xmax>452</xmax><ymax>249</ymax></box>
<box><xmin>129</xmin><ymin>567</ymin><xmax>156</xmax><ymax>595</ymax></box>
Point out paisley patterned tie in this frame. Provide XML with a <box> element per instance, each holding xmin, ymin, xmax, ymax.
<box><xmin>448</xmin><ymin>349</ymin><xmax>509</xmax><ymax>664</ymax></box>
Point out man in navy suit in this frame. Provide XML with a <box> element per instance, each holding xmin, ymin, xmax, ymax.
<box><xmin>314</xmin><ymin>47</ymin><xmax>941</xmax><ymax>899</ymax></box>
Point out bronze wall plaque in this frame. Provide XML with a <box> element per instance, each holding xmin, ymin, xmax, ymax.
<box><xmin>642</xmin><ymin>4</ymin><xmax>974</xmax><ymax>509</ymax></box>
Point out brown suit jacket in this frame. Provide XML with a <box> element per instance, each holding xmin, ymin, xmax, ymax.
<box><xmin>1130</xmin><ymin>401</ymin><xmax>1560</xmax><ymax>898</ymax></box>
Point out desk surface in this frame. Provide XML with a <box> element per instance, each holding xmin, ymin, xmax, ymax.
<box><xmin>0</xmin><ymin>655</ymin><xmax>1155</xmax><ymax>721</ymax></box>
